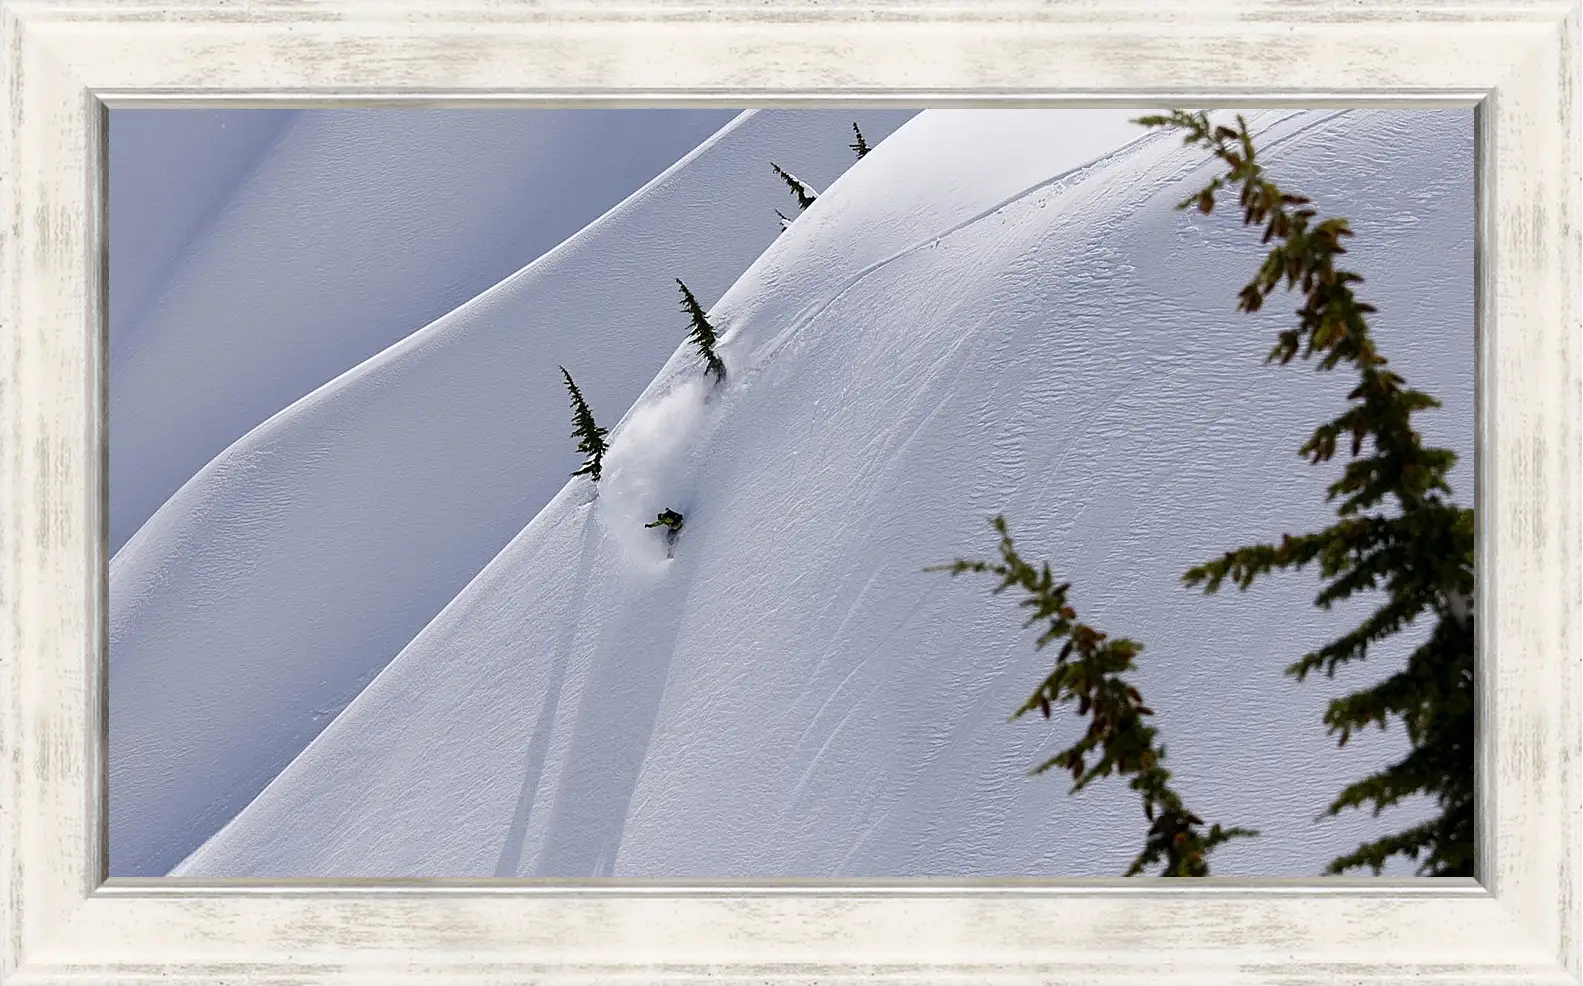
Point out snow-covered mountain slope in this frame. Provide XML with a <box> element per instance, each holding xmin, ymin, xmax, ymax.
<box><xmin>108</xmin><ymin>108</ymin><xmax>922</xmax><ymax>877</ymax></box>
<box><xmin>175</xmin><ymin>108</ymin><xmax>1474</xmax><ymax>878</ymax></box>
<box><xmin>109</xmin><ymin>109</ymin><xmax>297</xmax><ymax>347</ymax></box>
<box><xmin>109</xmin><ymin>107</ymin><xmax>740</xmax><ymax>554</ymax></box>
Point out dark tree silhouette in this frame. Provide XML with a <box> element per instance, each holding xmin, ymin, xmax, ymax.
<box><xmin>850</xmin><ymin>122</ymin><xmax>871</xmax><ymax>159</ymax></box>
<box><xmin>932</xmin><ymin>517</ymin><xmax>1257</xmax><ymax>877</ymax></box>
<box><xmin>771</xmin><ymin>162</ymin><xmax>818</xmax><ymax>211</ymax></box>
<box><xmin>940</xmin><ymin>111</ymin><xmax>1474</xmax><ymax>877</ymax></box>
<box><xmin>559</xmin><ymin>365</ymin><xmax>608</xmax><ymax>484</ymax></box>
<box><xmin>676</xmin><ymin>279</ymin><xmax>727</xmax><ymax>384</ymax></box>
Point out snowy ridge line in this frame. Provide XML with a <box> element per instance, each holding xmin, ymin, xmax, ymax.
<box><xmin>370</xmin><ymin>111</ymin><xmax>1288</xmax><ymax>652</ymax></box>
<box><xmin>324</xmin><ymin>115</ymin><xmax>1176</xmax><ymax>703</ymax></box>
<box><xmin>733</xmin><ymin>108</ymin><xmax>1340</xmax><ymax>389</ymax></box>
<box><xmin>330</xmin><ymin>108</ymin><xmax>760</xmax><ymax>379</ymax></box>
<box><xmin>502</xmin><ymin>117</ymin><xmax>1180</xmax><ymax>480</ymax></box>
<box><xmin>111</xmin><ymin>110</ymin><xmax>761</xmax><ymax>564</ymax></box>
<box><xmin>738</xmin><ymin>127</ymin><xmax>1180</xmax><ymax>379</ymax></box>
<box><xmin>111</xmin><ymin>109</ymin><xmax>751</xmax><ymax>559</ymax></box>
<box><xmin>531</xmin><ymin>109</ymin><xmax>1349</xmax><ymax>596</ymax></box>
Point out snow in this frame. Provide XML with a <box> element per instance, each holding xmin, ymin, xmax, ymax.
<box><xmin>109</xmin><ymin>109</ymin><xmax>297</xmax><ymax>350</ymax></box>
<box><xmin>598</xmin><ymin>375</ymin><xmax>714</xmax><ymax>569</ymax></box>
<box><xmin>108</xmin><ymin>108</ymin><xmax>919</xmax><ymax>877</ymax></box>
<box><xmin>108</xmin><ymin>107</ymin><xmax>741</xmax><ymax>554</ymax></box>
<box><xmin>169</xmin><ymin>107</ymin><xmax>1473</xmax><ymax>879</ymax></box>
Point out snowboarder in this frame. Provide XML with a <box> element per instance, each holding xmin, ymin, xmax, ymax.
<box><xmin>645</xmin><ymin>508</ymin><xmax>686</xmax><ymax>557</ymax></box>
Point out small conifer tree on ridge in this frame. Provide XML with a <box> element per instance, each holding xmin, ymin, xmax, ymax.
<box><xmin>559</xmin><ymin>365</ymin><xmax>608</xmax><ymax>484</ymax></box>
<box><xmin>676</xmin><ymin>279</ymin><xmax>727</xmax><ymax>384</ymax></box>
<box><xmin>771</xmin><ymin>162</ymin><xmax>819</xmax><ymax>212</ymax></box>
<box><xmin>850</xmin><ymin>122</ymin><xmax>871</xmax><ymax>159</ymax></box>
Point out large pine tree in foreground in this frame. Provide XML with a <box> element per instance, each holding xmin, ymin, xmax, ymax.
<box><xmin>939</xmin><ymin>111</ymin><xmax>1475</xmax><ymax>877</ymax></box>
<box><xmin>559</xmin><ymin>366</ymin><xmax>608</xmax><ymax>484</ymax></box>
<box><xmin>676</xmin><ymin>279</ymin><xmax>727</xmax><ymax>384</ymax></box>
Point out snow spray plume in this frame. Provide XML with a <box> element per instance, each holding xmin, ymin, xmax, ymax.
<box><xmin>597</xmin><ymin>377</ymin><xmax>709</xmax><ymax>568</ymax></box>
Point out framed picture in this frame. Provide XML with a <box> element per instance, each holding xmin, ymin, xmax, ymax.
<box><xmin>2</xmin><ymin>1</ymin><xmax>1578</xmax><ymax>983</ymax></box>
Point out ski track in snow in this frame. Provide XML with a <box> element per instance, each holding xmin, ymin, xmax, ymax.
<box><xmin>168</xmin><ymin>107</ymin><xmax>1475</xmax><ymax>880</ymax></box>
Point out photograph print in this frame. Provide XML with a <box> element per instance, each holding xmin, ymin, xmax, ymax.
<box><xmin>107</xmin><ymin>106</ymin><xmax>1474</xmax><ymax>880</ymax></box>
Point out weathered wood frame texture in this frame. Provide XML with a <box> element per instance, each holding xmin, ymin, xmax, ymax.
<box><xmin>2</xmin><ymin>1</ymin><xmax>1579</xmax><ymax>983</ymax></box>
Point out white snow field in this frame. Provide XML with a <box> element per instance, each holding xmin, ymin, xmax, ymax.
<box><xmin>109</xmin><ymin>107</ymin><xmax>742</xmax><ymax>554</ymax></box>
<box><xmin>109</xmin><ymin>108</ymin><xmax>920</xmax><ymax>877</ymax></box>
<box><xmin>173</xmin><ymin>108</ymin><xmax>1473</xmax><ymax>879</ymax></box>
<box><xmin>109</xmin><ymin>109</ymin><xmax>298</xmax><ymax>351</ymax></box>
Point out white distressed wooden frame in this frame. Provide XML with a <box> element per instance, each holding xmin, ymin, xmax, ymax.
<box><xmin>1</xmin><ymin>0</ymin><xmax>1578</xmax><ymax>983</ymax></box>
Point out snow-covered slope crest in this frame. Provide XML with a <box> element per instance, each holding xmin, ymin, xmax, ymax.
<box><xmin>109</xmin><ymin>107</ymin><xmax>740</xmax><ymax>555</ymax></box>
<box><xmin>107</xmin><ymin>108</ymin><xmax>921</xmax><ymax>878</ymax></box>
<box><xmin>177</xmin><ymin>108</ymin><xmax>1474</xmax><ymax>879</ymax></box>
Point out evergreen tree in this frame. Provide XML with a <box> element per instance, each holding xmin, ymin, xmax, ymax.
<box><xmin>771</xmin><ymin>162</ymin><xmax>819</xmax><ymax>212</ymax></box>
<box><xmin>675</xmin><ymin>279</ymin><xmax>727</xmax><ymax>384</ymax></box>
<box><xmin>559</xmin><ymin>366</ymin><xmax>608</xmax><ymax>484</ymax></box>
<box><xmin>941</xmin><ymin>111</ymin><xmax>1474</xmax><ymax>878</ymax></box>
<box><xmin>931</xmin><ymin>517</ymin><xmax>1257</xmax><ymax>877</ymax></box>
<box><xmin>850</xmin><ymin>122</ymin><xmax>871</xmax><ymax>159</ymax></box>
<box><xmin>1141</xmin><ymin>110</ymin><xmax>1474</xmax><ymax>877</ymax></box>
